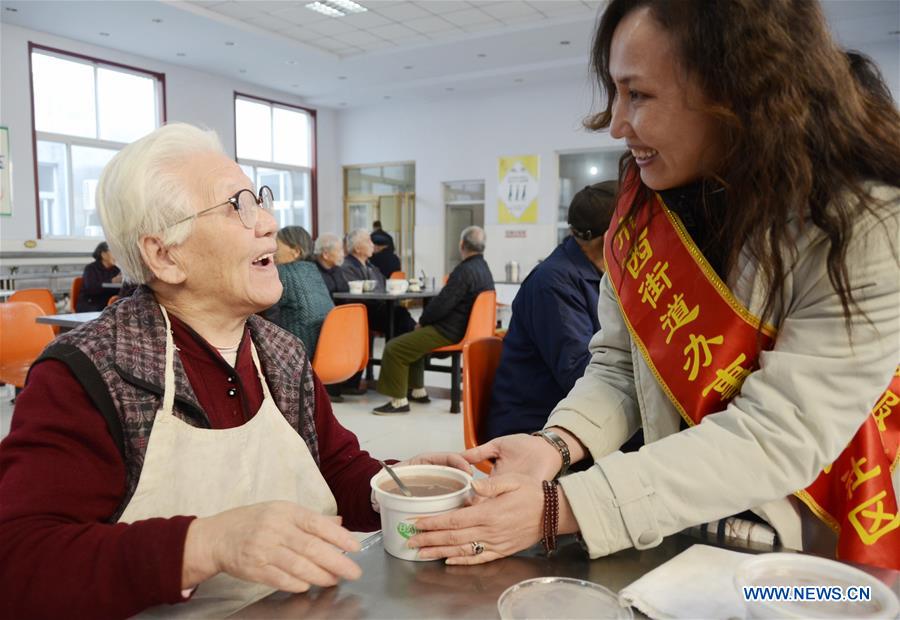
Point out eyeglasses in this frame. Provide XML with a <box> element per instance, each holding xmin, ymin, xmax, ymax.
<box><xmin>169</xmin><ymin>186</ymin><xmax>275</xmax><ymax>230</ymax></box>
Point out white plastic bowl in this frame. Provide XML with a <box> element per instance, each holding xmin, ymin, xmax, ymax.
<box><xmin>386</xmin><ymin>279</ymin><xmax>409</xmax><ymax>295</ymax></box>
<box><xmin>370</xmin><ymin>464</ymin><xmax>472</xmax><ymax>561</ymax></box>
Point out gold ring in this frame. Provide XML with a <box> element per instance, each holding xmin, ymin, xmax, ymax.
<box><xmin>471</xmin><ymin>541</ymin><xmax>485</xmax><ymax>555</ymax></box>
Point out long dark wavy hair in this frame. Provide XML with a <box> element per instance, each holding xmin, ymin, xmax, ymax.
<box><xmin>587</xmin><ymin>0</ymin><xmax>900</xmax><ymax>333</ymax></box>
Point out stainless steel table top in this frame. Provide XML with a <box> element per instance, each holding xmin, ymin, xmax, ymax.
<box><xmin>36</xmin><ymin>311</ymin><xmax>101</xmax><ymax>328</ymax></box>
<box><xmin>333</xmin><ymin>291</ymin><xmax>439</xmax><ymax>301</ymax></box>
<box><xmin>234</xmin><ymin>531</ymin><xmax>899</xmax><ymax>619</ymax></box>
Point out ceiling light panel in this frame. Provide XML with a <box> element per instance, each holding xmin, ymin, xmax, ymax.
<box><xmin>306</xmin><ymin>2</ymin><xmax>344</xmax><ymax>17</ymax></box>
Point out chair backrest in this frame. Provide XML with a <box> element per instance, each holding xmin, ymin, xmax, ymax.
<box><xmin>69</xmin><ymin>276</ymin><xmax>83</xmax><ymax>312</ymax></box>
<box><xmin>10</xmin><ymin>288</ymin><xmax>56</xmax><ymax>316</ymax></box>
<box><xmin>462</xmin><ymin>336</ymin><xmax>503</xmax><ymax>474</ymax></box>
<box><xmin>311</xmin><ymin>303</ymin><xmax>369</xmax><ymax>385</ymax></box>
<box><xmin>389</xmin><ymin>271</ymin><xmax>406</xmax><ymax>280</ymax></box>
<box><xmin>460</xmin><ymin>290</ymin><xmax>497</xmax><ymax>345</ymax></box>
<box><xmin>0</xmin><ymin>302</ymin><xmax>55</xmax><ymax>387</ymax></box>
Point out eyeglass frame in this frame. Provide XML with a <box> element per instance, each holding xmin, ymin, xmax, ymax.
<box><xmin>167</xmin><ymin>185</ymin><xmax>275</xmax><ymax>230</ymax></box>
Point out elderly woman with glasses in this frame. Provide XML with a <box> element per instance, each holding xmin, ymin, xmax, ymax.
<box><xmin>0</xmin><ymin>123</ymin><xmax>468</xmax><ymax>619</ymax></box>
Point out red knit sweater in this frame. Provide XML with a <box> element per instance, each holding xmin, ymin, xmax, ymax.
<box><xmin>0</xmin><ymin>316</ymin><xmax>382</xmax><ymax>620</ymax></box>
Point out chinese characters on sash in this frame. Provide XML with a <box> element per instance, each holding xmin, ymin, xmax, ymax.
<box><xmin>604</xmin><ymin>181</ymin><xmax>899</xmax><ymax>569</ymax></box>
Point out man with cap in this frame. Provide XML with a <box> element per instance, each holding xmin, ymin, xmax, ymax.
<box><xmin>484</xmin><ymin>181</ymin><xmax>618</xmax><ymax>439</ymax></box>
<box><xmin>370</xmin><ymin>228</ymin><xmax>401</xmax><ymax>280</ymax></box>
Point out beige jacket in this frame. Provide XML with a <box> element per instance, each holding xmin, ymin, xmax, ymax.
<box><xmin>549</xmin><ymin>185</ymin><xmax>900</xmax><ymax>558</ymax></box>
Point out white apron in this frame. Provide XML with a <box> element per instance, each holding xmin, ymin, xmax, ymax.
<box><xmin>118</xmin><ymin>307</ymin><xmax>338</xmax><ymax>618</ymax></box>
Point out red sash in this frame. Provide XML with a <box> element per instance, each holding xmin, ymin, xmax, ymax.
<box><xmin>604</xmin><ymin>181</ymin><xmax>900</xmax><ymax>570</ymax></box>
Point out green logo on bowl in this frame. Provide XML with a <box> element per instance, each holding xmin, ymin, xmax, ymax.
<box><xmin>397</xmin><ymin>521</ymin><xmax>418</xmax><ymax>539</ymax></box>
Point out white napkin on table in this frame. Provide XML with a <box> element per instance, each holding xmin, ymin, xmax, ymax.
<box><xmin>618</xmin><ymin>544</ymin><xmax>752</xmax><ymax>620</ymax></box>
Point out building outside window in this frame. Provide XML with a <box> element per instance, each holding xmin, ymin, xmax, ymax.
<box><xmin>234</xmin><ymin>94</ymin><xmax>316</xmax><ymax>235</ymax></box>
<box><xmin>29</xmin><ymin>44</ymin><xmax>164</xmax><ymax>238</ymax></box>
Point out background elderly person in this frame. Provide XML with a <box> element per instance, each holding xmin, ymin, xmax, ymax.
<box><xmin>374</xmin><ymin>226</ymin><xmax>494</xmax><ymax>414</ymax></box>
<box><xmin>343</xmin><ymin>227</ymin><xmax>415</xmax><ymax>339</ymax></box>
<box><xmin>341</xmin><ymin>227</ymin><xmax>386</xmax><ymax>290</ymax></box>
<box><xmin>486</xmin><ymin>181</ymin><xmax>618</xmax><ymax>440</ymax></box>
<box><xmin>271</xmin><ymin>225</ymin><xmax>333</xmax><ymax>359</ymax></box>
<box><xmin>75</xmin><ymin>240</ymin><xmax>123</xmax><ymax>311</ymax></box>
<box><xmin>313</xmin><ymin>232</ymin><xmax>349</xmax><ymax>296</ymax></box>
<box><xmin>407</xmin><ymin>0</ymin><xmax>899</xmax><ymax>569</ymax></box>
<box><xmin>0</xmin><ymin>123</ymin><xmax>468</xmax><ymax>619</ymax></box>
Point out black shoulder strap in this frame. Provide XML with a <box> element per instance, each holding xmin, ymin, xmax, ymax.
<box><xmin>32</xmin><ymin>344</ymin><xmax>126</xmax><ymax>460</ymax></box>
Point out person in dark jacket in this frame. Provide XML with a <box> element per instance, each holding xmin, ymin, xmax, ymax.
<box><xmin>374</xmin><ymin>226</ymin><xmax>494</xmax><ymax>414</ymax></box>
<box><xmin>342</xmin><ymin>228</ymin><xmax>415</xmax><ymax>337</ymax></box>
<box><xmin>485</xmin><ymin>181</ymin><xmax>617</xmax><ymax>439</ymax></box>
<box><xmin>340</xmin><ymin>228</ymin><xmax>385</xmax><ymax>290</ymax></box>
<box><xmin>76</xmin><ymin>241</ymin><xmax>122</xmax><ymax>311</ymax></box>
<box><xmin>370</xmin><ymin>229</ymin><xmax>402</xmax><ymax>280</ymax></box>
<box><xmin>313</xmin><ymin>232</ymin><xmax>349</xmax><ymax>296</ymax></box>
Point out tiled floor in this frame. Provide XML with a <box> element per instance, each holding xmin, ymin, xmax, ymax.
<box><xmin>0</xmin><ymin>368</ymin><xmax>465</xmax><ymax>460</ymax></box>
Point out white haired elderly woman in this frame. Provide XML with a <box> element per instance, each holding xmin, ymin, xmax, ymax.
<box><xmin>0</xmin><ymin>123</ymin><xmax>467</xmax><ymax>618</ymax></box>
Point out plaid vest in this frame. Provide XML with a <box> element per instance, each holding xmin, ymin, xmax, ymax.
<box><xmin>39</xmin><ymin>287</ymin><xmax>319</xmax><ymax>521</ymax></box>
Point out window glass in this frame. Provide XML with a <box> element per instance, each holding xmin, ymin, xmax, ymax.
<box><xmin>32</xmin><ymin>53</ymin><xmax>96</xmax><ymax>138</ymax></box>
<box><xmin>37</xmin><ymin>141</ymin><xmax>70</xmax><ymax>237</ymax></box>
<box><xmin>256</xmin><ymin>166</ymin><xmax>310</xmax><ymax>229</ymax></box>
<box><xmin>97</xmin><ymin>68</ymin><xmax>157</xmax><ymax>143</ymax></box>
<box><xmin>31</xmin><ymin>48</ymin><xmax>161</xmax><ymax>238</ymax></box>
<box><xmin>235</xmin><ymin>98</ymin><xmax>272</xmax><ymax>162</ymax></box>
<box><xmin>71</xmin><ymin>145</ymin><xmax>117</xmax><ymax>237</ymax></box>
<box><xmin>272</xmin><ymin>107</ymin><xmax>310</xmax><ymax>167</ymax></box>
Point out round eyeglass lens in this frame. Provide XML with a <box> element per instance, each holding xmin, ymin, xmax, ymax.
<box><xmin>260</xmin><ymin>186</ymin><xmax>274</xmax><ymax>213</ymax></box>
<box><xmin>236</xmin><ymin>189</ymin><xmax>260</xmax><ymax>228</ymax></box>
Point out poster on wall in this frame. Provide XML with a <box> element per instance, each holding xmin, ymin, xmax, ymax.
<box><xmin>0</xmin><ymin>127</ymin><xmax>10</xmax><ymax>216</ymax></box>
<box><xmin>497</xmin><ymin>155</ymin><xmax>538</xmax><ymax>224</ymax></box>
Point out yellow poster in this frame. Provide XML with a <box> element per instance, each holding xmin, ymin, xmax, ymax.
<box><xmin>498</xmin><ymin>155</ymin><xmax>538</xmax><ymax>224</ymax></box>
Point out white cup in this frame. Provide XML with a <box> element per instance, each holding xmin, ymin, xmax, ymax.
<box><xmin>386</xmin><ymin>279</ymin><xmax>409</xmax><ymax>295</ymax></box>
<box><xmin>348</xmin><ymin>280</ymin><xmax>364</xmax><ymax>294</ymax></box>
<box><xmin>370</xmin><ymin>464</ymin><xmax>473</xmax><ymax>561</ymax></box>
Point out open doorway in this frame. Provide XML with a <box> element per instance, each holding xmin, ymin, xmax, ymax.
<box><xmin>443</xmin><ymin>180</ymin><xmax>484</xmax><ymax>276</ymax></box>
<box><xmin>343</xmin><ymin>162</ymin><xmax>415</xmax><ymax>276</ymax></box>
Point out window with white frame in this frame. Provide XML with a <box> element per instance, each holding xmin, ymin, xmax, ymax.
<box><xmin>235</xmin><ymin>94</ymin><xmax>315</xmax><ymax>233</ymax></box>
<box><xmin>30</xmin><ymin>46</ymin><xmax>164</xmax><ymax>238</ymax></box>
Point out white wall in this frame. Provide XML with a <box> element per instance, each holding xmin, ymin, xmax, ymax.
<box><xmin>0</xmin><ymin>22</ymin><xmax>338</xmax><ymax>254</ymax></box>
<box><xmin>334</xmin><ymin>77</ymin><xmax>622</xmax><ymax>282</ymax></box>
<box><xmin>334</xmin><ymin>39</ymin><xmax>900</xmax><ymax>283</ymax></box>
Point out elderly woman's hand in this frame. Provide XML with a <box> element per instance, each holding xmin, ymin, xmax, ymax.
<box><xmin>182</xmin><ymin>500</ymin><xmax>362</xmax><ymax>593</ymax></box>
<box><xmin>397</xmin><ymin>451</ymin><xmax>473</xmax><ymax>474</ymax></box>
<box><xmin>461</xmin><ymin>434</ymin><xmax>562</xmax><ymax>480</ymax></box>
<box><xmin>406</xmin><ymin>473</ymin><xmax>545</xmax><ymax>564</ymax></box>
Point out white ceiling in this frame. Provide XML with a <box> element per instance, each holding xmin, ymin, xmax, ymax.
<box><xmin>2</xmin><ymin>0</ymin><xmax>897</xmax><ymax>109</ymax></box>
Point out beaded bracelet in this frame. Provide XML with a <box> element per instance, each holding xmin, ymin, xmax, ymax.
<box><xmin>541</xmin><ymin>479</ymin><xmax>560</xmax><ymax>555</ymax></box>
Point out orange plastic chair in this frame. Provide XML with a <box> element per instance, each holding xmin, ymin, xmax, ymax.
<box><xmin>107</xmin><ymin>295</ymin><xmax>119</xmax><ymax>306</ymax></box>
<box><xmin>10</xmin><ymin>288</ymin><xmax>56</xmax><ymax>316</ymax></box>
<box><xmin>0</xmin><ymin>301</ymin><xmax>55</xmax><ymax>389</ymax></box>
<box><xmin>389</xmin><ymin>271</ymin><xmax>406</xmax><ymax>280</ymax></box>
<box><xmin>11</xmin><ymin>288</ymin><xmax>59</xmax><ymax>335</ymax></box>
<box><xmin>69</xmin><ymin>276</ymin><xmax>83</xmax><ymax>312</ymax></box>
<box><xmin>426</xmin><ymin>290</ymin><xmax>497</xmax><ymax>413</ymax></box>
<box><xmin>462</xmin><ymin>336</ymin><xmax>503</xmax><ymax>474</ymax></box>
<box><xmin>312</xmin><ymin>303</ymin><xmax>369</xmax><ymax>385</ymax></box>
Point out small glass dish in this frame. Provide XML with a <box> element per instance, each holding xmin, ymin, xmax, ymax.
<box><xmin>497</xmin><ymin>576</ymin><xmax>633</xmax><ymax>619</ymax></box>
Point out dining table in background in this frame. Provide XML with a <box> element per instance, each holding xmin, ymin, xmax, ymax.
<box><xmin>333</xmin><ymin>289</ymin><xmax>439</xmax><ymax>383</ymax></box>
<box><xmin>234</xmin><ymin>531</ymin><xmax>900</xmax><ymax>619</ymax></box>
<box><xmin>332</xmin><ymin>290</ymin><xmax>438</xmax><ymax>341</ymax></box>
<box><xmin>36</xmin><ymin>311</ymin><xmax>101</xmax><ymax>332</ymax></box>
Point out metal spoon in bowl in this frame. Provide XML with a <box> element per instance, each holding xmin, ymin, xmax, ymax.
<box><xmin>378</xmin><ymin>460</ymin><xmax>413</xmax><ymax>497</ymax></box>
